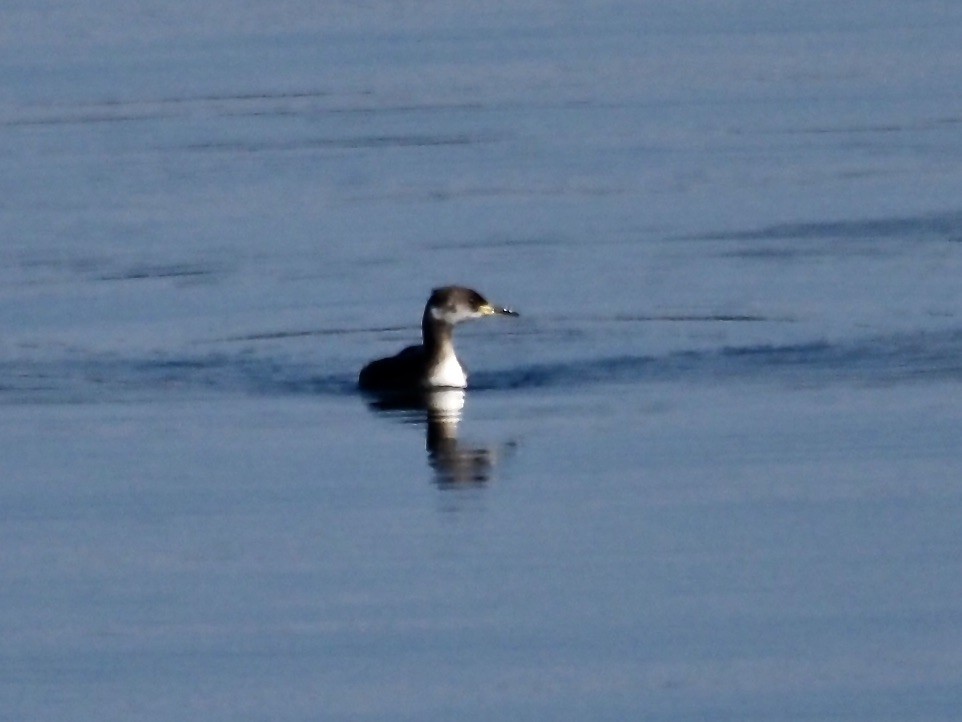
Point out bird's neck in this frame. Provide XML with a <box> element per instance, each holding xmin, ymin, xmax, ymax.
<box><xmin>422</xmin><ymin>308</ymin><xmax>456</xmax><ymax>363</ymax></box>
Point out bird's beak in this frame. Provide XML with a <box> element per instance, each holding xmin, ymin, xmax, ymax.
<box><xmin>480</xmin><ymin>303</ymin><xmax>519</xmax><ymax>317</ymax></box>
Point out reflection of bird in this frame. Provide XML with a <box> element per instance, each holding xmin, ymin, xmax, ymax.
<box><xmin>364</xmin><ymin>389</ymin><xmax>515</xmax><ymax>488</ymax></box>
<box><xmin>422</xmin><ymin>390</ymin><xmax>491</xmax><ymax>487</ymax></box>
<box><xmin>427</xmin><ymin>418</ymin><xmax>500</xmax><ymax>487</ymax></box>
<box><xmin>359</xmin><ymin>286</ymin><xmax>518</xmax><ymax>391</ymax></box>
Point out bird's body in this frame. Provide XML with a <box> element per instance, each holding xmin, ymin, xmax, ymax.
<box><xmin>358</xmin><ymin>286</ymin><xmax>518</xmax><ymax>392</ymax></box>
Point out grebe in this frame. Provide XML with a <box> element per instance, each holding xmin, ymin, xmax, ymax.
<box><xmin>358</xmin><ymin>286</ymin><xmax>518</xmax><ymax>391</ymax></box>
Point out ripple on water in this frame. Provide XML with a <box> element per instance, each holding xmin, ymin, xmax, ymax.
<box><xmin>2</xmin><ymin>327</ymin><xmax>960</xmax><ymax>404</ymax></box>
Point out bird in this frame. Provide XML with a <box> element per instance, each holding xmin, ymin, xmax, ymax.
<box><xmin>359</xmin><ymin>286</ymin><xmax>518</xmax><ymax>391</ymax></box>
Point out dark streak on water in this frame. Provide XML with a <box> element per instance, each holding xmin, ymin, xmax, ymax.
<box><xmin>182</xmin><ymin>134</ymin><xmax>492</xmax><ymax>153</ymax></box>
<box><xmin>684</xmin><ymin>211</ymin><xmax>962</xmax><ymax>244</ymax></box>
<box><xmin>97</xmin><ymin>264</ymin><xmax>218</xmax><ymax>282</ymax></box>
<box><xmin>221</xmin><ymin>326</ymin><xmax>411</xmax><ymax>343</ymax></box>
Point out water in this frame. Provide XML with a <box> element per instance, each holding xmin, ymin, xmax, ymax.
<box><xmin>2</xmin><ymin>2</ymin><xmax>962</xmax><ymax>719</ymax></box>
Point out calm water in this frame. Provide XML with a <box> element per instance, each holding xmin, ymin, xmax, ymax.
<box><xmin>2</xmin><ymin>2</ymin><xmax>962</xmax><ymax>719</ymax></box>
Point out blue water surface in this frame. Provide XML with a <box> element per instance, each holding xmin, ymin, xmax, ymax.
<box><xmin>2</xmin><ymin>2</ymin><xmax>962</xmax><ymax>720</ymax></box>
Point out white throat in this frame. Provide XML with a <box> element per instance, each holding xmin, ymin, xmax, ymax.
<box><xmin>425</xmin><ymin>351</ymin><xmax>467</xmax><ymax>388</ymax></box>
